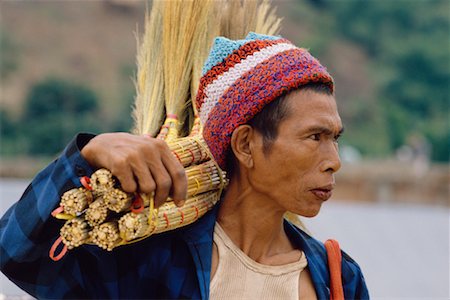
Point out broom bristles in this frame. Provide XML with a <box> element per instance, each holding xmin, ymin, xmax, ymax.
<box><xmin>254</xmin><ymin>0</ymin><xmax>282</xmax><ymax>36</ymax></box>
<box><xmin>133</xmin><ymin>0</ymin><xmax>283</xmax><ymax>137</ymax></box>
<box><xmin>133</xmin><ymin>1</ymin><xmax>165</xmax><ymax>136</ymax></box>
<box><xmin>135</xmin><ymin>0</ymin><xmax>302</xmax><ymax>230</ymax></box>
<box><xmin>223</xmin><ymin>0</ymin><xmax>282</xmax><ymax>39</ymax></box>
<box><xmin>188</xmin><ymin>0</ymin><xmax>217</xmax><ymax>136</ymax></box>
<box><xmin>162</xmin><ymin>0</ymin><xmax>208</xmax><ymax>139</ymax></box>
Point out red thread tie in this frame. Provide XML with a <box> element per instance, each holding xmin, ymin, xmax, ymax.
<box><xmin>187</xmin><ymin>149</ymin><xmax>196</xmax><ymax>164</ymax></box>
<box><xmin>178</xmin><ymin>209</ymin><xmax>184</xmax><ymax>224</ymax></box>
<box><xmin>172</xmin><ymin>151</ymin><xmax>182</xmax><ymax>163</ymax></box>
<box><xmin>163</xmin><ymin>213</ymin><xmax>170</xmax><ymax>228</ymax></box>
<box><xmin>193</xmin><ymin>206</ymin><xmax>199</xmax><ymax>219</ymax></box>
<box><xmin>166</xmin><ymin>114</ymin><xmax>178</xmax><ymax>120</ymax></box>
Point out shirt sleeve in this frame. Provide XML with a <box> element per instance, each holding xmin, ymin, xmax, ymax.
<box><xmin>0</xmin><ymin>133</ymin><xmax>97</xmax><ymax>298</ymax></box>
<box><xmin>341</xmin><ymin>250</ymin><xmax>370</xmax><ymax>299</ymax></box>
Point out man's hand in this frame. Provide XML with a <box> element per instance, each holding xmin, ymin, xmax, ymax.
<box><xmin>81</xmin><ymin>133</ymin><xmax>187</xmax><ymax>207</ymax></box>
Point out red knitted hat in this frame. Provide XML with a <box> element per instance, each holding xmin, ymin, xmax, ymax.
<box><xmin>196</xmin><ymin>32</ymin><xmax>334</xmax><ymax>170</ymax></box>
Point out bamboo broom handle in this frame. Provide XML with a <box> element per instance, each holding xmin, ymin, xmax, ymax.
<box><xmin>60</xmin><ymin>188</ymin><xmax>93</xmax><ymax>216</ymax></box>
<box><xmin>85</xmin><ymin>199</ymin><xmax>110</xmax><ymax>227</ymax></box>
<box><xmin>119</xmin><ymin>191</ymin><xmax>220</xmax><ymax>242</ymax></box>
<box><xmin>60</xmin><ymin>218</ymin><xmax>91</xmax><ymax>249</ymax></box>
<box><xmin>90</xmin><ymin>221</ymin><xmax>122</xmax><ymax>251</ymax></box>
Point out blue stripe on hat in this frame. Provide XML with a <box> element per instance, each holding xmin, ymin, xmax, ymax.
<box><xmin>202</xmin><ymin>32</ymin><xmax>282</xmax><ymax>75</ymax></box>
<box><xmin>202</xmin><ymin>37</ymin><xmax>247</xmax><ymax>75</ymax></box>
<box><xmin>245</xmin><ymin>32</ymin><xmax>281</xmax><ymax>41</ymax></box>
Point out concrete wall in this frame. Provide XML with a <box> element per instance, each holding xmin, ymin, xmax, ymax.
<box><xmin>334</xmin><ymin>161</ymin><xmax>449</xmax><ymax>206</ymax></box>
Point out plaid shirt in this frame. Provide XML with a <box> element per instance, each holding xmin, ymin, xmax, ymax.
<box><xmin>0</xmin><ymin>134</ymin><xmax>369</xmax><ymax>299</ymax></box>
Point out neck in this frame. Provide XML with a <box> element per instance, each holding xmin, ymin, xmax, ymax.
<box><xmin>217</xmin><ymin>177</ymin><xmax>296</xmax><ymax>264</ymax></box>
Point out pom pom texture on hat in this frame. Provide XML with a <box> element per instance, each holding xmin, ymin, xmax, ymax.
<box><xmin>196</xmin><ymin>33</ymin><xmax>334</xmax><ymax>170</ymax></box>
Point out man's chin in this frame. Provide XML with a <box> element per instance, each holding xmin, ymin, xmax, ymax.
<box><xmin>295</xmin><ymin>206</ymin><xmax>322</xmax><ymax>218</ymax></box>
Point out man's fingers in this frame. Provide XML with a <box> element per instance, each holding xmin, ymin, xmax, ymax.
<box><xmin>161</xmin><ymin>149</ymin><xmax>188</xmax><ymax>206</ymax></box>
<box><xmin>142</xmin><ymin>137</ymin><xmax>187</xmax><ymax>207</ymax></box>
<box><xmin>96</xmin><ymin>135</ymin><xmax>188</xmax><ymax>208</ymax></box>
<box><xmin>152</xmin><ymin>167</ymin><xmax>172</xmax><ymax>207</ymax></box>
<box><xmin>112</xmin><ymin>164</ymin><xmax>137</xmax><ymax>193</ymax></box>
<box><xmin>132</xmin><ymin>160</ymin><xmax>156</xmax><ymax>194</ymax></box>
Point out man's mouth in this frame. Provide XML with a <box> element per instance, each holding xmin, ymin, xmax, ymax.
<box><xmin>310</xmin><ymin>184</ymin><xmax>334</xmax><ymax>201</ymax></box>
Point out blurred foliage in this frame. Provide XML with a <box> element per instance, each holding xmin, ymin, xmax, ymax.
<box><xmin>0</xmin><ymin>30</ymin><xmax>19</xmax><ymax>79</ymax></box>
<box><xmin>2</xmin><ymin>79</ymin><xmax>103</xmax><ymax>156</ymax></box>
<box><xmin>24</xmin><ymin>78</ymin><xmax>97</xmax><ymax>120</ymax></box>
<box><xmin>295</xmin><ymin>0</ymin><xmax>449</xmax><ymax>162</ymax></box>
<box><xmin>327</xmin><ymin>0</ymin><xmax>449</xmax><ymax>161</ymax></box>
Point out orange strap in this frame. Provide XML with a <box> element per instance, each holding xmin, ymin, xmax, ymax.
<box><xmin>325</xmin><ymin>239</ymin><xmax>344</xmax><ymax>300</ymax></box>
<box><xmin>131</xmin><ymin>194</ymin><xmax>145</xmax><ymax>213</ymax></box>
<box><xmin>80</xmin><ymin>176</ymin><xmax>92</xmax><ymax>190</ymax></box>
<box><xmin>49</xmin><ymin>236</ymin><xmax>68</xmax><ymax>261</ymax></box>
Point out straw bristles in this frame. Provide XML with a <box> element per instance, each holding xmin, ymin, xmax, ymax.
<box><xmin>60</xmin><ymin>137</ymin><xmax>213</xmax><ymax>217</ymax></box>
<box><xmin>219</xmin><ymin>0</ymin><xmax>256</xmax><ymax>40</ymax></box>
<box><xmin>85</xmin><ymin>198</ymin><xmax>109</xmax><ymax>227</ymax></box>
<box><xmin>166</xmin><ymin>136</ymin><xmax>210</xmax><ymax>167</ymax></box>
<box><xmin>56</xmin><ymin>151</ymin><xmax>227</xmax><ymax>252</ymax></box>
<box><xmin>60</xmin><ymin>218</ymin><xmax>91</xmax><ymax>250</ymax></box>
<box><xmin>119</xmin><ymin>191</ymin><xmax>221</xmax><ymax>242</ymax></box>
<box><xmin>218</xmin><ymin>0</ymin><xmax>282</xmax><ymax>40</ymax></box>
<box><xmin>185</xmin><ymin>160</ymin><xmax>226</xmax><ymax>197</ymax></box>
<box><xmin>90</xmin><ymin>221</ymin><xmax>122</xmax><ymax>251</ymax></box>
<box><xmin>132</xmin><ymin>1</ymin><xmax>165</xmax><ymax>136</ymax></box>
<box><xmin>161</xmin><ymin>0</ymin><xmax>208</xmax><ymax>140</ymax></box>
<box><xmin>58</xmin><ymin>190</ymin><xmax>222</xmax><ymax>251</ymax></box>
<box><xmin>133</xmin><ymin>0</ymin><xmax>281</xmax><ymax>139</ymax></box>
<box><xmin>104</xmin><ymin>188</ymin><xmax>134</xmax><ymax>213</ymax></box>
<box><xmin>254</xmin><ymin>0</ymin><xmax>282</xmax><ymax>36</ymax></box>
<box><xmin>60</xmin><ymin>188</ymin><xmax>92</xmax><ymax>216</ymax></box>
<box><xmin>90</xmin><ymin>168</ymin><xmax>115</xmax><ymax>194</ymax></box>
<box><xmin>189</xmin><ymin>0</ymin><xmax>218</xmax><ymax>135</ymax></box>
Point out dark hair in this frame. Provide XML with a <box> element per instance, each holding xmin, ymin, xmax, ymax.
<box><xmin>225</xmin><ymin>82</ymin><xmax>333</xmax><ymax>176</ymax></box>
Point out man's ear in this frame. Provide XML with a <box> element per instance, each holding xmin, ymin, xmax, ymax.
<box><xmin>230</xmin><ymin>125</ymin><xmax>255</xmax><ymax>169</ymax></box>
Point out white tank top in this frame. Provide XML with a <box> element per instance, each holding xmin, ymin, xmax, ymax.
<box><xmin>210</xmin><ymin>223</ymin><xmax>308</xmax><ymax>300</ymax></box>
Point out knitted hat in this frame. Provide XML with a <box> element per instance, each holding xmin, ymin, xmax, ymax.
<box><xmin>196</xmin><ymin>32</ymin><xmax>334</xmax><ymax>170</ymax></box>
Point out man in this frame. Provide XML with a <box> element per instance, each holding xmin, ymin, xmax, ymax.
<box><xmin>0</xmin><ymin>33</ymin><xmax>369</xmax><ymax>299</ymax></box>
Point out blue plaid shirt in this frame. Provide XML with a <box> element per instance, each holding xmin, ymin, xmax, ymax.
<box><xmin>0</xmin><ymin>134</ymin><xmax>369</xmax><ymax>299</ymax></box>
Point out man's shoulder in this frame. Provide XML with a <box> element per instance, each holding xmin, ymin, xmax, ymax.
<box><xmin>284</xmin><ymin>220</ymin><xmax>369</xmax><ymax>298</ymax></box>
<box><xmin>284</xmin><ymin>219</ymin><xmax>362</xmax><ymax>266</ymax></box>
<box><xmin>283</xmin><ymin>220</ymin><xmax>326</xmax><ymax>257</ymax></box>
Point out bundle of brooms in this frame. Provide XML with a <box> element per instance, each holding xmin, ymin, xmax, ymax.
<box><xmin>49</xmin><ymin>0</ymin><xmax>299</xmax><ymax>260</ymax></box>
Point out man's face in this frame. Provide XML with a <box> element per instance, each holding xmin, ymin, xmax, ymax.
<box><xmin>248</xmin><ymin>89</ymin><xmax>343</xmax><ymax>217</ymax></box>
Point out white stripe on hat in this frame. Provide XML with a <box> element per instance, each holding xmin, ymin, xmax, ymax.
<box><xmin>200</xmin><ymin>42</ymin><xmax>297</xmax><ymax>125</ymax></box>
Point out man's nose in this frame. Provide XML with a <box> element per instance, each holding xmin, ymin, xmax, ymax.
<box><xmin>320</xmin><ymin>142</ymin><xmax>341</xmax><ymax>173</ymax></box>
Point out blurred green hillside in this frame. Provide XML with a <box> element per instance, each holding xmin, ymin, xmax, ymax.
<box><xmin>1</xmin><ymin>0</ymin><xmax>448</xmax><ymax>163</ymax></box>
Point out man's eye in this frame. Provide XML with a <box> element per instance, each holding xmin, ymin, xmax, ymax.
<box><xmin>334</xmin><ymin>134</ymin><xmax>341</xmax><ymax>143</ymax></box>
<box><xmin>310</xmin><ymin>133</ymin><xmax>321</xmax><ymax>141</ymax></box>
